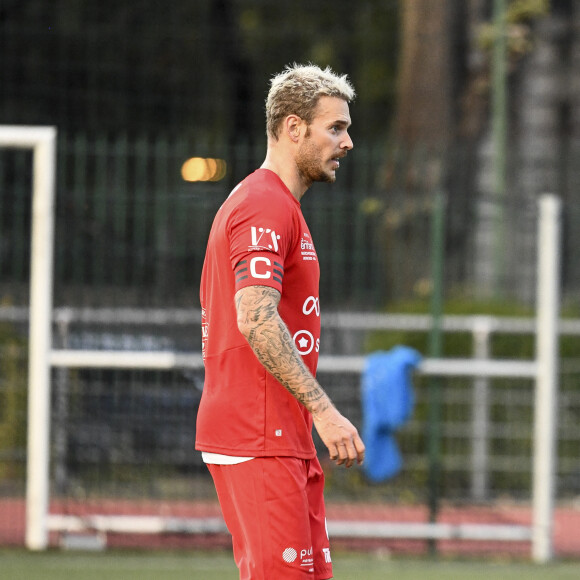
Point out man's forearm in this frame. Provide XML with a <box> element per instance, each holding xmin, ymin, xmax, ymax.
<box><xmin>235</xmin><ymin>285</ymin><xmax>331</xmax><ymax>416</ymax></box>
<box><xmin>235</xmin><ymin>284</ymin><xmax>365</xmax><ymax>468</ymax></box>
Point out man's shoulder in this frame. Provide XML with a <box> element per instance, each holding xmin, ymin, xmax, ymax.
<box><xmin>240</xmin><ymin>169</ymin><xmax>288</xmax><ymax>197</ymax></box>
<box><xmin>226</xmin><ymin>170</ymin><xmax>296</xmax><ymax>219</ymax></box>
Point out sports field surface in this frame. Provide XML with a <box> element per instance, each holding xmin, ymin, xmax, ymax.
<box><xmin>2</xmin><ymin>550</ymin><xmax>580</xmax><ymax>580</ymax></box>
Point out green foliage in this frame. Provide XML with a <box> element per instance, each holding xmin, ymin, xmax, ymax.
<box><xmin>506</xmin><ymin>0</ymin><xmax>550</xmax><ymax>23</ymax></box>
<box><xmin>365</xmin><ymin>299</ymin><xmax>532</xmax><ymax>357</ymax></box>
<box><xmin>0</xmin><ymin>324</ymin><xmax>27</xmax><ymax>480</ymax></box>
<box><xmin>477</xmin><ymin>0</ymin><xmax>550</xmax><ymax>59</ymax></box>
<box><xmin>365</xmin><ymin>298</ymin><xmax>580</xmax><ymax>360</ymax></box>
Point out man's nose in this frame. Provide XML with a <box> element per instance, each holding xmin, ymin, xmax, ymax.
<box><xmin>342</xmin><ymin>131</ymin><xmax>353</xmax><ymax>151</ymax></box>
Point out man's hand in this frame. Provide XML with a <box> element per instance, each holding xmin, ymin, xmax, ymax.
<box><xmin>312</xmin><ymin>405</ymin><xmax>365</xmax><ymax>468</ymax></box>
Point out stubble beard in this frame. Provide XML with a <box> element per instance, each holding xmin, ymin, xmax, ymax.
<box><xmin>295</xmin><ymin>132</ymin><xmax>335</xmax><ymax>187</ymax></box>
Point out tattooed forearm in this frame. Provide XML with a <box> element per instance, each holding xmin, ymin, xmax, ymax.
<box><xmin>235</xmin><ymin>285</ymin><xmax>331</xmax><ymax>415</ymax></box>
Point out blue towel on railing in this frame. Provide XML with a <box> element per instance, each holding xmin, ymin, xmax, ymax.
<box><xmin>361</xmin><ymin>346</ymin><xmax>422</xmax><ymax>482</ymax></box>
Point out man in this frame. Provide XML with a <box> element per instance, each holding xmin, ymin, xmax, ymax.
<box><xmin>196</xmin><ymin>63</ymin><xmax>365</xmax><ymax>579</ymax></box>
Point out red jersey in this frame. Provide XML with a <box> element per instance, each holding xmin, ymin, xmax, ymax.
<box><xmin>196</xmin><ymin>169</ymin><xmax>321</xmax><ymax>459</ymax></box>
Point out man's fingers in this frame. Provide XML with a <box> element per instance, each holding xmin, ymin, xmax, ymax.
<box><xmin>328</xmin><ymin>442</ymin><xmax>348</xmax><ymax>466</ymax></box>
<box><xmin>354</xmin><ymin>433</ymin><xmax>366</xmax><ymax>465</ymax></box>
<box><xmin>339</xmin><ymin>440</ymin><xmax>354</xmax><ymax>468</ymax></box>
<box><xmin>346</xmin><ymin>435</ymin><xmax>365</xmax><ymax>468</ymax></box>
<box><xmin>330</xmin><ymin>436</ymin><xmax>365</xmax><ymax>468</ymax></box>
<box><xmin>339</xmin><ymin>436</ymin><xmax>365</xmax><ymax>468</ymax></box>
<box><xmin>337</xmin><ymin>443</ymin><xmax>350</xmax><ymax>467</ymax></box>
<box><xmin>329</xmin><ymin>444</ymin><xmax>339</xmax><ymax>463</ymax></box>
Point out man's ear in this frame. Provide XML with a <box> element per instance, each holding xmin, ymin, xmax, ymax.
<box><xmin>285</xmin><ymin>115</ymin><xmax>303</xmax><ymax>142</ymax></box>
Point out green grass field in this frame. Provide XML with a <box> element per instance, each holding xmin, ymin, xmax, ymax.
<box><xmin>2</xmin><ymin>550</ymin><xmax>580</xmax><ymax>580</ymax></box>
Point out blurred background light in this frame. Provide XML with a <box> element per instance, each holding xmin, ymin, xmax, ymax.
<box><xmin>181</xmin><ymin>157</ymin><xmax>227</xmax><ymax>182</ymax></box>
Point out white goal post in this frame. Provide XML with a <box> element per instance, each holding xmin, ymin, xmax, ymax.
<box><xmin>0</xmin><ymin>125</ymin><xmax>561</xmax><ymax>562</ymax></box>
<box><xmin>0</xmin><ymin>126</ymin><xmax>57</xmax><ymax>552</ymax></box>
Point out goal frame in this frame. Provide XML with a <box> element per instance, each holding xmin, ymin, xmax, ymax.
<box><xmin>0</xmin><ymin>126</ymin><xmax>57</xmax><ymax>551</ymax></box>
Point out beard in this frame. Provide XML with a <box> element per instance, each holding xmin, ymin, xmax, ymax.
<box><xmin>295</xmin><ymin>130</ymin><xmax>335</xmax><ymax>186</ymax></box>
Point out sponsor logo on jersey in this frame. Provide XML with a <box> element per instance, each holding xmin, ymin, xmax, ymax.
<box><xmin>300</xmin><ymin>547</ymin><xmax>314</xmax><ymax>569</ymax></box>
<box><xmin>323</xmin><ymin>547</ymin><xmax>332</xmax><ymax>563</ymax></box>
<box><xmin>302</xmin><ymin>296</ymin><xmax>320</xmax><ymax>317</ymax></box>
<box><xmin>250</xmin><ymin>226</ymin><xmax>280</xmax><ymax>252</ymax></box>
<box><xmin>282</xmin><ymin>546</ymin><xmax>313</xmax><ymax>570</ymax></box>
<box><xmin>293</xmin><ymin>330</ymin><xmax>319</xmax><ymax>355</ymax></box>
<box><xmin>300</xmin><ymin>233</ymin><xmax>317</xmax><ymax>261</ymax></box>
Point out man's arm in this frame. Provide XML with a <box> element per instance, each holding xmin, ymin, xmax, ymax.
<box><xmin>235</xmin><ymin>284</ymin><xmax>365</xmax><ymax>468</ymax></box>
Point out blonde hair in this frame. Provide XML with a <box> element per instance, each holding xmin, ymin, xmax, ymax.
<box><xmin>265</xmin><ymin>63</ymin><xmax>355</xmax><ymax>140</ymax></box>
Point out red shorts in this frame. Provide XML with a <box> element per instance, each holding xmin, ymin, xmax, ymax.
<box><xmin>207</xmin><ymin>456</ymin><xmax>332</xmax><ymax>580</ymax></box>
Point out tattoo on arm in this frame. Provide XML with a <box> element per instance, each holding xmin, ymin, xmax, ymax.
<box><xmin>235</xmin><ymin>285</ymin><xmax>330</xmax><ymax>415</ymax></box>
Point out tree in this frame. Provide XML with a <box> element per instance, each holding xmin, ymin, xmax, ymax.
<box><xmin>377</xmin><ymin>1</ymin><xmax>469</xmax><ymax>302</ymax></box>
<box><xmin>395</xmin><ymin>0</ymin><xmax>455</xmax><ymax>155</ymax></box>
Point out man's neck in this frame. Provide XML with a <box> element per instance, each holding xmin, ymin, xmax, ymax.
<box><xmin>261</xmin><ymin>153</ymin><xmax>308</xmax><ymax>202</ymax></box>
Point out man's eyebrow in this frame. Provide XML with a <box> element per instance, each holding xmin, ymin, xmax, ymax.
<box><xmin>330</xmin><ymin>119</ymin><xmax>351</xmax><ymax>128</ymax></box>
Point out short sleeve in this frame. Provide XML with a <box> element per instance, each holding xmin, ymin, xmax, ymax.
<box><xmin>227</xmin><ymin>197</ymin><xmax>295</xmax><ymax>294</ymax></box>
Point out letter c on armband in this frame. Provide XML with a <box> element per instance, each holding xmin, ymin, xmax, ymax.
<box><xmin>250</xmin><ymin>256</ymin><xmax>272</xmax><ymax>279</ymax></box>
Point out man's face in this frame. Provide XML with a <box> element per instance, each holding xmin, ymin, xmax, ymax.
<box><xmin>295</xmin><ymin>96</ymin><xmax>353</xmax><ymax>186</ymax></box>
